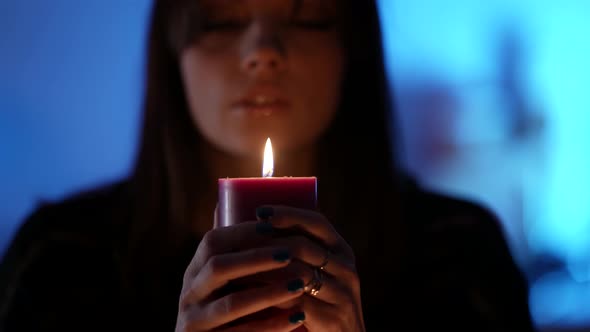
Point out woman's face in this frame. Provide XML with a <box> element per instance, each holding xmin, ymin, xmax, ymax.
<box><xmin>180</xmin><ymin>0</ymin><xmax>344</xmax><ymax>158</ymax></box>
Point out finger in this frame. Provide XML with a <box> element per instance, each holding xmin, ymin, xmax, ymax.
<box><xmin>299</xmin><ymin>267</ymin><xmax>350</xmax><ymax>305</ymax></box>
<box><xmin>184</xmin><ymin>277</ymin><xmax>306</xmax><ymax>330</ymax></box>
<box><xmin>258</xmin><ymin>205</ymin><xmax>342</xmax><ymax>249</ymax></box>
<box><xmin>181</xmin><ymin>246</ymin><xmax>292</xmax><ymax>305</ymax></box>
<box><xmin>236</xmin><ymin>259</ymin><xmax>303</xmax><ymax>286</ymax></box>
<box><xmin>187</xmin><ymin>221</ymin><xmax>278</xmax><ymax>274</ymax></box>
<box><xmin>239</xmin><ymin>260</ymin><xmax>351</xmax><ymax>306</ymax></box>
<box><xmin>268</xmin><ymin>235</ymin><xmax>358</xmax><ymax>279</ymax></box>
<box><xmin>215</xmin><ymin>309</ymin><xmax>305</xmax><ymax>332</ymax></box>
<box><xmin>299</xmin><ymin>293</ymin><xmax>360</xmax><ymax>332</ymax></box>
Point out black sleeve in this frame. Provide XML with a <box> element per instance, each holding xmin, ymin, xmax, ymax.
<box><xmin>420</xmin><ymin>204</ymin><xmax>537</xmax><ymax>331</ymax></box>
<box><xmin>0</xmin><ymin>205</ymin><xmax>122</xmax><ymax>332</ymax></box>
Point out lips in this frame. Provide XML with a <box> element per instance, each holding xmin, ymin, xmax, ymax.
<box><xmin>233</xmin><ymin>88</ymin><xmax>290</xmax><ymax>115</ymax></box>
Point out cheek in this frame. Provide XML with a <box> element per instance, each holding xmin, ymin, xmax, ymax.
<box><xmin>182</xmin><ymin>54</ymin><xmax>216</xmax><ymax>116</ymax></box>
<box><xmin>318</xmin><ymin>55</ymin><xmax>344</xmax><ymax>113</ymax></box>
<box><xmin>292</xmin><ymin>47</ymin><xmax>344</xmax><ymax>129</ymax></box>
<box><xmin>298</xmin><ymin>37</ymin><xmax>343</xmax><ymax>100</ymax></box>
<box><xmin>180</xmin><ymin>50</ymin><xmax>228</xmax><ymax>141</ymax></box>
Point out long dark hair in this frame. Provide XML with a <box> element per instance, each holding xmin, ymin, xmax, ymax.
<box><xmin>123</xmin><ymin>0</ymin><xmax>405</xmax><ymax>325</ymax></box>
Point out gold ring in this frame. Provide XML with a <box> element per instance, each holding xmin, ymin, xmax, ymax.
<box><xmin>304</xmin><ymin>268</ymin><xmax>324</xmax><ymax>296</ymax></box>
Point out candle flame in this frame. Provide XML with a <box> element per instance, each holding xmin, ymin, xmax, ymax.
<box><xmin>262</xmin><ymin>138</ymin><xmax>274</xmax><ymax>177</ymax></box>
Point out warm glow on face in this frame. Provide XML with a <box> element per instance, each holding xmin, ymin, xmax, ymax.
<box><xmin>262</xmin><ymin>138</ymin><xmax>274</xmax><ymax>178</ymax></box>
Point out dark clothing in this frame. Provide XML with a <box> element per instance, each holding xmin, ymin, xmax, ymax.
<box><xmin>0</xmin><ymin>179</ymin><xmax>535</xmax><ymax>331</ymax></box>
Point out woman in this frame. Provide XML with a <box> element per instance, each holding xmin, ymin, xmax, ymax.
<box><xmin>0</xmin><ymin>0</ymin><xmax>536</xmax><ymax>331</ymax></box>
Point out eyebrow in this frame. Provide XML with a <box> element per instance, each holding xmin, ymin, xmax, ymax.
<box><xmin>196</xmin><ymin>0</ymin><xmax>250</xmax><ymax>20</ymax></box>
<box><xmin>195</xmin><ymin>0</ymin><xmax>340</xmax><ymax>22</ymax></box>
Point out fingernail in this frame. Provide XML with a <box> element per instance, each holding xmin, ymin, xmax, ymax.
<box><xmin>289</xmin><ymin>311</ymin><xmax>306</xmax><ymax>324</ymax></box>
<box><xmin>256</xmin><ymin>206</ymin><xmax>274</xmax><ymax>220</ymax></box>
<box><xmin>287</xmin><ymin>278</ymin><xmax>305</xmax><ymax>292</ymax></box>
<box><xmin>272</xmin><ymin>249</ymin><xmax>291</xmax><ymax>262</ymax></box>
<box><xmin>255</xmin><ymin>222</ymin><xmax>274</xmax><ymax>235</ymax></box>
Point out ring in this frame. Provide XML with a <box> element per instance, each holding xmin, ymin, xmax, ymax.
<box><xmin>304</xmin><ymin>268</ymin><xmax>324</xmax><ymax>296</ymax></box>
<box><xmin>318</xmin><ymin>250</ymin><xmax>330</xmax><ymax>271</ymax></box>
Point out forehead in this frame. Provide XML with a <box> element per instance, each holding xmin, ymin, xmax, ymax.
<box><xmin>197</xmin><ymin>0</ymin><xmax>339</xmax><ymax>15</ymax></box>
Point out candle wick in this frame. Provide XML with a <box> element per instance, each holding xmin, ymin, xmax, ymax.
<box><xmin>263</xmin><ymin>169</ymin><xmax>273</xmax><ymax>178</ymax></box>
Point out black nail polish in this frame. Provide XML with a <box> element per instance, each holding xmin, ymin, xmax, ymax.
<box><xmin>256</xmin><ymin>206</ymin><xmax>274</xmax><ymax>220</ymax></box>
<box><xmin>287</xmin><ymin>278</ymin><xmax>304</xmax><ymax>292</ymax></box>
<box><xmin>255</xmin><ymin>222</ymin><xmax>274</xmax><ymax>235</ymax></box>
<box><xmin>289</xmin><ymin>311</ymin><xmax>306</xmax><ymax>324</ymax></box>
<box><xmin>272</xmin><ymin>249</ymin><xmax>291</xmax><ymax>262</ymax></box>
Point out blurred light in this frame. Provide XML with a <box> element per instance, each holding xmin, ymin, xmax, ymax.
<box><xmin>530</xmin><ymin>270</ymin><xmax>590</xmax><ymax>327</ymax></box>
<box><xmin>378</xmin><ymin>0</ymin><xmax>590</xmax><ymax>328</ymax></box>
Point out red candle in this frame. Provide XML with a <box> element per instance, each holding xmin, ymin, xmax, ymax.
<box><xmin>216</xmin><ymin>138</ymin><xmax>317</xmax><ymax>227</ymax></box>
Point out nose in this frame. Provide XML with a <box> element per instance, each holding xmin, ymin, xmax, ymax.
<box><xmin>241</xmin><ymin>24</ymin><xmax>286</xmax><ymax>76</ymax></box>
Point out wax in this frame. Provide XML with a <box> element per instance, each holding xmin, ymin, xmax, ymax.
<box><xmin>217</xmin><ymin>176</ymin><xmax>317</xmax><ymax>227</ymax></box>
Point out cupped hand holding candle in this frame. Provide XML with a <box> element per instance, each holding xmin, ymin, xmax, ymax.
<box><xmin>175</xmin><ymin>139</ymin><xmax>365</xmax><ymax>332</ymax></box>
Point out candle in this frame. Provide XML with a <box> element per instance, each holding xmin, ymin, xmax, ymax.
<box><xmin>216</xmin><ymin>138</ymin><xmax>317</xmax><ymax>227</ymax></box>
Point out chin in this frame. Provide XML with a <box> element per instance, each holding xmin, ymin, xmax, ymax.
<box><xmin>231</xmin><ymin>132</ymin><xmax>317</xmax><ymax>157</ymax></box>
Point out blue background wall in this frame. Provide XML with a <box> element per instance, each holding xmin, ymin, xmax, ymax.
<box><xmin>1</xmin><ymin>0</ymin><xmax>589</xmax><ymax>330</ymax></box>
<box><xmin>0</xmin><ymin>0</ymin><xmax>149</xmax><ymax>244</ymax></box>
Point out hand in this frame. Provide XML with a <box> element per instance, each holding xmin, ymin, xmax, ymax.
<box><xmin>175</xmin><ymin>221</ymin><xmax>309</xmax><ymax>332</ymax></box>
<box><xmin>252</xmin><ymin>205</ymin><xmax>366</xmax><ymax>332</ymax></box>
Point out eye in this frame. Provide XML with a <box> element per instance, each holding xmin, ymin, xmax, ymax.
<box><xmin>291</xmin><ymin>19</ymin><xmax>335</xmax><ymax>31</ymax></box>
<box><xmin>201</xmin><ymin>20</ymin><xmax>249</xmax><ymax>32</ymax></box>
